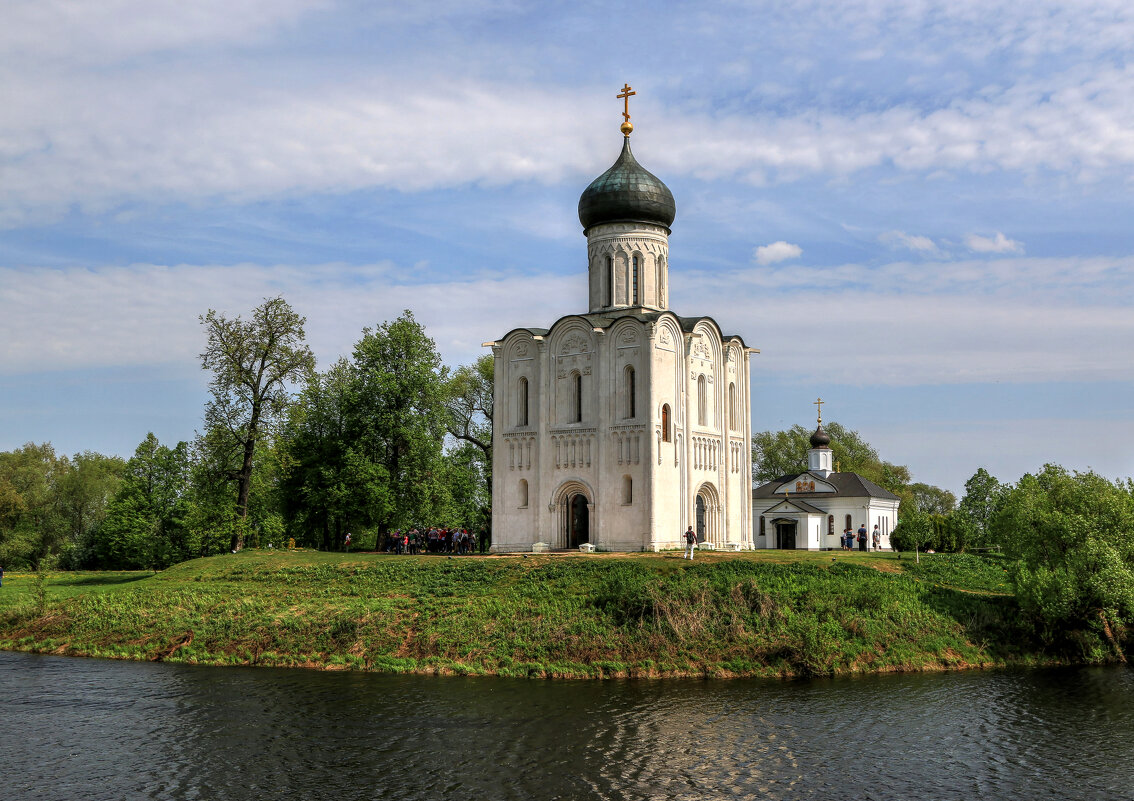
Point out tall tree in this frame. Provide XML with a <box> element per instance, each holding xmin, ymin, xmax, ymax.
<box><xmin>351</xmin><ymin>310</ymin><xmax>450</xmax><ymax>536</ymax></box>
<box><xmin>199</xmin><ymin>296</ymin><xmax>315</xmax><ymax>550</ymax></box>
<box><xmin>280</xmin><ymin>359</ymin><xmax>388</xmax><ymax>550</ymax></box>
<box><xmin>444</xmin><ymin>353</ymin><xmax>494</xmax><ymax>520</ymax></box>
<box><xmin>956</xmin><ymin>467</ymin><xmax>1003</xmax><ymax>548</ymax></box>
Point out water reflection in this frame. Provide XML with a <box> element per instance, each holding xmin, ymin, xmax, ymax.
<box><xmin>2</xmin><ymin>653</ymin><xmax>1131</xmax><ymax>800</ymax></box>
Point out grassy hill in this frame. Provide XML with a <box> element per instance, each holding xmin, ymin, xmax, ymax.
<box><xmin>0</xmin><ymin>549</ymin><xmax>1062</xmax><ymax>679</ymax></box>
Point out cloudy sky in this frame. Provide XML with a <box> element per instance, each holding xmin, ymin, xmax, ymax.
<box><xmin>2</xmin><ymin>0</ymin><xmax>1132</xmax><ymax>494</ymax></box>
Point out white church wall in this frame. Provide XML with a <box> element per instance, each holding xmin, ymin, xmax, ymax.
<box><xmin>651</xmin><ymin>315</ymin><xmax>684</xmax><ymax>549</ymax></box>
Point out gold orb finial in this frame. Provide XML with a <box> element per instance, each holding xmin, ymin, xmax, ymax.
<box><xmin>617</xmin><ymin>83</ymin><xmax>636</xmax><ymax>136</ymax></box>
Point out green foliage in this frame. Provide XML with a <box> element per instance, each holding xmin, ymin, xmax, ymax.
<box><xmin>957</xmin><ymin>468</ymin><xmax>1004</xmax><ymax>548</ymax></box>
<box><xmin>199</xmin><ymin>296</ymin><xmax>316</xmax><ymax>549</ymax></box>
<box><xmin>991</xmin><ymin>465</ymin><xmax>1134</xmax><ymax>655</ymax></box>
<box><xmin>908</xmin><ymin>482</ymin><xmax>957</xmax><ymax>515</ymax></box>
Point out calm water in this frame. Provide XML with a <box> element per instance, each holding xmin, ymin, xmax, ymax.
<box><xmin>2</xmin><ymin>652</ymin><xmax>1132</xmax><ymax>801</ymax></box>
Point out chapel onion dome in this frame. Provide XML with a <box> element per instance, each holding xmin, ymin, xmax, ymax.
<box><xmin>578</xmin><ymin>137</ymin><xmax>676</xmax><ymax>232</ymax></box>
<box><xmin>810</xmin><ymin>424</ymin><xmax>831</xmax><ymax>449</ymax></box>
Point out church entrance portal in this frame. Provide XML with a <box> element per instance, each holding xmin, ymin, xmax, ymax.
<box><xmin>774</xmin><ymin>520</ymin><xmax>797</xmax><ymax>549</ymax></box>
<box><xmin>568</xmin><ymin>494</ymin><xmax>590</xmax><ymax>548</ymax></box>
<box><xmin>695</xmin><ymin>495</ymin><xmax>707</xmax><ymax>543</ymax></box>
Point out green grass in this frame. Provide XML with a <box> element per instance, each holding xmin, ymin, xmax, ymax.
<box><xmin>896</xmin><ymin>552</ymin><xmax>1014</xmax><ymax>594</ymax></box>
<box><xmin>0</xmin><ymin>549</ymin><xmax>1079</xmax><ymax>678</ymax></box>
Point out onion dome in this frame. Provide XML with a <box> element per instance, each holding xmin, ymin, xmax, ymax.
<box><xmin>578</xmin><ymin>137</ymin><xmax>676</xmax><ymax>232</ymax></box>
<box><xmin>810</xmin><ymin>424</ymin><xmax>831</xmax><ymax>449</ymax></box>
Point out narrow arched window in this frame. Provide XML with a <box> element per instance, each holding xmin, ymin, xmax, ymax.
<box><xmin>573</xmin><ymin>372</ymin><xmax>583</xmax><ymax>423</ymax></box>
<box><xmin>845</xmin><ymin>513</ymin><xmax>853</xmax><ymax>532</ymax></box>
<box><xmin>623</xmin><ymin>475</ymin><xmax>633</xmax><ymax>504</ymax></box>
<box><xmin>624</xmin><ymin>365</ymin><xmax>635</xmax><ymax>418</ymax></box>
<box><xmin>657</xmin><ymin>256</ymin><xmax>666</xmax><ymax>306</ymax></box>
<box><xmin>728</xmin><ymin>383</ymin><xmax>736</xmax><ymax>431</ymax></box>
<box><xmin>632</xmin><ymin>255</ymin><xmax>640</xmax><ymax>305</ymax></box>
<box><xmin>519</xmin><ymin>479</ymin><xmax>528</xmax><ymax>508</ymax></box>
<box><xmin>661</xmin><ymin>404</ymin><xmax>671</xmax><ymax>442</ymax></box>
<box><xmin>605</xmin><ymin>255</ymin><xmax>613</xmax><ymax>307</ymax></box>
<box><xmin>697</xmin><ymin>375</ymin><xmax>707</xmax><ymax>426</ymax></box>
<box><xmin>518</xmin><ymin>376</ymin><xmax>529</xmax><ymax>427</ymax></box>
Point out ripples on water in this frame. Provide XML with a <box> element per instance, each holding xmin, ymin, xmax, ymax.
<box><xmin>2</xmin><ymin>652</ymin><xmax>1132</xmax><ymax>800</ymax></box>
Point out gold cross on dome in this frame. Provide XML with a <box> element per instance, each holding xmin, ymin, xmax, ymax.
<box><xmin>617</xmin><ymin>83</ymin><xmax>636</xmax><ymax>123</ymax></box>
<box><xmin>814</xmin><ymin>397</ymin><xmax>824</xmax><ymax>424</ymax></box>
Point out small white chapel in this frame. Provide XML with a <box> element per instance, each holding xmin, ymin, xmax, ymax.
<box><xmin>487</xmin><ymin>86</ymin><xmax>756</xmax><ymax>552</ymax></box>
<box><xmin>750</xmin><ymin>404</ymin><xmax>900</xmax><ymax>550</ymax></box>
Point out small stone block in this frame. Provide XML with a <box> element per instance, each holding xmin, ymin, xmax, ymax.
<box><xmin>531</xmin><ymin>542</ymin><xmax>551</xmax><ymax>553</ymax></box>
<box><xmin>579</xmin><ymin>543</ymin><xmax>596</xmax><ymax>553</ymax></box>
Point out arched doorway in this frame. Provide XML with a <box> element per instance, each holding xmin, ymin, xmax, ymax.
<box><xmin>773</xmin><ymin>519</ymin><xmax>797</xmax><ymax>549</ymax></box>
<box><xmin>569</xmin><ymin>493</ymin><xmax>590</xmax><ymax>548</ymax></box>
<box><xmin>694</xmin><ymin>482</ymin><xmax>721</xmax><ymax>545</ymax></box>
<box><xmin>552</xmin><ymin>480</ymin><xmax>595</xmax><ymax>550</ymax></box>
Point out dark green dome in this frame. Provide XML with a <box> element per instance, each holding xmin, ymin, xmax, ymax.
<box><xmin>578</xmin><ymin>137</ymin><xmax>676</xmax><ymax>231</ymax></box>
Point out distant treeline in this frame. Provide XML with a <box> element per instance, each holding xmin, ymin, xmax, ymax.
<box><xmin>0</xmin><ymin>300</ymin><xmax>493</xmax><ymax>571</ymax></box>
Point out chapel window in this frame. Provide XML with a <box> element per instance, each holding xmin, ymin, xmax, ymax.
<box><xmin>845</xmin><ymin>513</ymin><xmax>853</xmax><ymax>532</ymax></box>
<box><xmin>697</xmin><ymin>375</ymin><xmax>707</xmax><ymax>426</ymax></box>
<box><xmin>661</xmin><ymin>404</ymin><xmax>671</xmax><ymax>442</ymax></box>
<box><xmin>519</xmin><ymin>479</ymin><xmax>528</xmax><ymax>508</ymax></box>
<box><xmin>624</xmin><ymin>365</ymin><xmax>636</xmax><ymax>419</ymax></box>
<box><xmin>573</xmin><ymin>372</ymin><xmax>583</xmax><ymax>423</ymax></box>
<box><xmin>517</xmin><ymin>377</ymin><xmax>529</xmax><ymax>427</ymax></box>
<box><xmin>657</xmin><ymin>256</ymin><xmax>665</xmax><ymax>306</ymax></box>
<box><xmin>759</xmin><ymin>516</ymin><xmax>766</xmax><ymax>537</ymax></box>
<box><xmin>623</xmin><ymin>475</ymin><xmax>633</xmax><ymax>505</ymax></box>
<box><xmin>728</xmin><ymin>383</ymin><xmax>736</xmax><ymax>430</ymax></box>
<box><xmin>828</xmin><ymin>515</ymin><xmax>835</xmax><ymax>537</ymax></box>
<box><xmin>632</xmin><ymin>255</ymin><xmax>640</xmax><ymax>305</ymax></box>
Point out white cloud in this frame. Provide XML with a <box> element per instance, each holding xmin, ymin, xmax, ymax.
<box><xmin>5</xmin><ymin>254</ymin><xmax>1133</xmax><ymax>389</ymax></box>
<box><xmin>0</xmin><ymin>262</ymin><xmax>577</xmax><ymax>375</ymax></box>
<box><xmin>965</xmin><ymin>232</ymin><xmax>1024</xmax><ymax>253</ymax></box>
<box><xmin>754</xmin><ymin>241</ymin><xmax>803</xmax><ymax>265</ymax></box>
<box><xmin>878</xmin><ymin>230</ymin><xmax>938</xmax><ymax>253</ymax></box>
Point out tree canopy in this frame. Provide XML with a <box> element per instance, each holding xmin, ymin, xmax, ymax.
<box><xmin>991</xmin><ymin>464</ymin><xmax>1134</xmax><ymax>655</ymax></box>
<box><xmin>199</xmin><ymin>296</ymin><xmax>314</xmax><ymax>550</ymax></box>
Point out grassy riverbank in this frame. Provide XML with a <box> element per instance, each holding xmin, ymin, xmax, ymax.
<box><xmin>0</xmin><ymin>549</ymin><xmax>1072</xmax><ymax>678</ymax></box>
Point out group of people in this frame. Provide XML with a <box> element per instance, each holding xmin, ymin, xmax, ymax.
<box><xmin>841</xmin><ymin>524</ymin><xmax>882</xmax><ymax>551</ymax></box>
<box><xmin>378</xmin><ymin>527</ymin><xmax>486</xmax><ymax>555</ymax></box>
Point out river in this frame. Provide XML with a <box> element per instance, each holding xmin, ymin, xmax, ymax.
<box><xmin>2</xmin><ymin>652</ymin><xmax>1131</xmax><ymax>800</ymax></box>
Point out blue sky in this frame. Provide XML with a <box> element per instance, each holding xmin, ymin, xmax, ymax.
<box><xmin>2</xmin><ymin>0</ymin><xmax>1133</xmax><ymax>494</ymax></box>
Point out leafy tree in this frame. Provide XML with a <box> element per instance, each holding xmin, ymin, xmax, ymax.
<box><xmin>956</xmin><ymin>468</ymin><xmax>1003</xmax><ymax>548</ymax></box>
<box><xmin>351</xmin><ymin>310</ymin><xmax>450</xmax><ymax>536</ymax></box>
<box><xmin>280</xmin><ymin>359</ymin><xmax>388</xmax><ymax>550</ymax></box>
<box><xmin>908</xmin><ymin>482</ymin><xmax>957</xmax><ymax>515</ymax></box>
<box><xmin>444</xmin><ymin>353</ymin><xmax>493</xmax><ymax>520</ymax></box>
<box><xmin>54</xmin><ymin>451</ymin><xmax>127</xmax><ymax>568</ymax></box>
<box><xmin>751</xmin><ymin>422</ymin><xmax>911</xmax><ymax>497</ymax></box>
<box><xmin>87</xmin><ymin>434</ymin><xmax>193</xmax><ymax>569</ymax></box>
<box><xmin>0</xmin><ymin>443</ymin><xmax>64</xmax><ymax>568</ymax></box>
<box><xmin>991</xmin><ymin>465</ymin><xmax>1134</xmax><ymax>656</ymax></box>
<box><xmin>199</xmin><ymin>296</ymin><xmax>315</xmax><ymax>550</ymax></box>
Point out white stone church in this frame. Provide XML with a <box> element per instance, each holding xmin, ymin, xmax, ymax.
<box><xmin>487</xmin><ymin>105</ymin><xmax>756</xmax><ymax>552</ymax></box>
